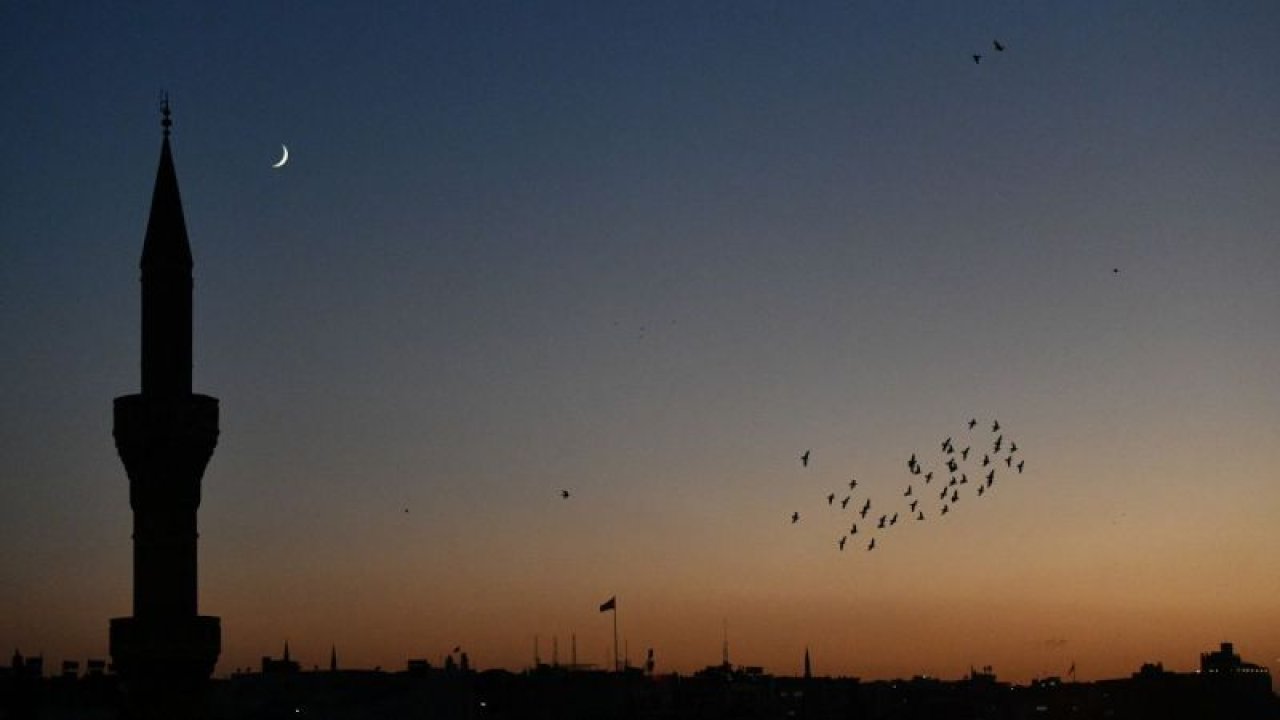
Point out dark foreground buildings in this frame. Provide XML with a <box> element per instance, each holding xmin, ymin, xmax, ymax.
<box><xmin>3</xmin><ymin>642</ymin><xmax>1276</xmax><ymax>719</ymax></box>
<box><xmin>107</xmin><ymin>99</ymin><xmax>221</xmax><ymax>719</ymax></box>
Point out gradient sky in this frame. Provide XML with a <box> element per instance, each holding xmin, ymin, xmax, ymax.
<box><xmin>3</xmin><ymin>1</ymin><xmax>1279</xmax><ymax>684</ymax></box>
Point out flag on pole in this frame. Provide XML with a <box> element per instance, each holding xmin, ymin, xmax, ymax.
<box><xmin>599</xmin><ymin>596</ymin><xmax>616</xmax><ymax>612</ymax></box>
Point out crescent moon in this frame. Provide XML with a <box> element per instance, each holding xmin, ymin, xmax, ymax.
<box><xmin>272</xmin><ymin>144</ymin><xmax>289</xmax><ymax>169</ymax></box>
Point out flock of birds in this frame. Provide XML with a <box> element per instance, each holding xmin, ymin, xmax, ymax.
<box><xmin>793</xmin><ymin>418</ymin><xmax>1026</xmax><ymax>554</ymax></box>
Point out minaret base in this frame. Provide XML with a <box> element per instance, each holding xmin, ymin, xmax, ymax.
<box><xmin>110</xmin><ymin>615</ymin><xmax>220</xmax><ymax>719</ymax></box>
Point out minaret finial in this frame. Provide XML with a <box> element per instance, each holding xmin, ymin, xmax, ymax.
<box><xmin>160</xmin><ymin>92</ymin><xmax>172</xmax><ymax>138</ymax></box>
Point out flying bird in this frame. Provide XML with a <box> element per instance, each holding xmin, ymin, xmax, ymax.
<box><xmin>992</xmin><ymin>420</ymin><xmax>1001</xmax><ymax>432</ymax></box>
<box><xmin>868</xmin><ymin>538</ymin><xmax>877</xmax><ymax>551</ymax></box>
<box><xmin>924</xmin><ymin>472</ymin><xmax>933</xmax><ymax>482</ymax></box>
<box><xmin>986</xmin><ymin>469</ymin><xmax>996</xmax><ymax>484</ymax></box>
<box><xmin>951</xmin><ymin>490</ymin><xmax>959</xmax><ymax>503</ymax></box>
<box><xmin>801</xmin><ymin>450</ymin><xmax>810</xmax><ymax>467</ymax></box>
<box><xmin>968</xmin><ymin>418</ymin><xmax>978</xmax><ymax>430</ymax></box>
<box><xmin>942</xmin><ymin>437</ymin><xmax>952</xmax><ymax>451</ymax></box>
<box><xmin>993</xmin><ymin>39</ymin><xmax>1005</xmax><ymax>52</ymax></box>
<box><xmin>791</xmin><ymin>511</ymin><xmax>800</xmax><ymax>524</ymax></box>
<box><xmin>909</xmin><ymin>500</ymin><xmax>919</xmax><ymax>512</ymax></box>
<box><xmin>917</xmin><ymin>511</ymin><xmax>925</xmax><ymax>521</ymax></box>
<box><xmin>982</xmin><ymin>454</ymin><xmax>991</xmax><ymax>467</ymax></box>
<box><xmin>890</xmin><ymin>512</ymin><xmax>899</xmax><ymax>526</ymax></box>
<box><xmin>838</xmin><ymin>536</ymin><xmax>847</xmax><ymax>551</ymax></box>
<box><xmin>973</xmin><ymin>54</ymin><xmax>983</xmax><ymax>64</ymax></box>
<box><xmin>841</xmin><ymin>496</ymin><xmax>851</xmax><ymax>509</ymax></box>
<box><xmin>904</xmin><ymin>485</ymin><xmax>913</xmax><ymax>497</ymax></box>
<box><xmin>1005</xmin><ymin>456</ymin><xmax>1013</xmax><ymax>467</ymax></box>
<box><xmin>941</xmin><ymin>504</ymin><xmax>950</xmax><ymax>515</ymax></box>
<box><xmin>851</xmin><ymin>523</ymin><xmax>858</xmax><ymax>535</ymax></box>
<box><xmin>827</xmin><ymin>493</ymin><xmax>835</xmax><ymax>505</ymax></box>
<box><xmin>947</xmin><ymin>458</ymin><xmax>959</xmax><ymax>473</ymax></box>
<box><xmin>908</xmin><ymin>453</ymin><xmax>917</xmax><ymax>468</ymax></box>
<box><xmin>560</xmin><ymin>490</ymin><xmax>570</xmax><ymax>499</ymax></box>
<box><xmin>878</xmin><ymin>515</ymin><xmax>887</xmax><ymax>529</ymax></box>
<box><xmin>959</xmin><ymin>473</ymin><xmax>968</xmax><ymax>485</ymax></box>
<box><xmin>1017</xmin><ymin>460</ymin><xmax>1025</xmax><ymax>473</ymax></box>
<box><xmin>1010</xmin><ymin>442</ymin><xmax>1018</xmax><ymax>453</ymax></box>
<box><xmin>977</xmin><ymin>485</ymin><xmax>986</xmax><ymax>497</ymax></box>
<box><xmin>849</xmin><ymin>478</ymin><xmax>858</xmax><ymax>489</ymax></box>
<box><xmin>961</xmin><ymin>447</ymin><xmax>971</xmax><ymax>460</ymax></box>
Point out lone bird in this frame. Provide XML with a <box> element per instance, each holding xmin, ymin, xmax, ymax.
<box><xmin>890</xmin><ymin>512</ymin><xmax>899</xmax><ymax>526</ymax></box>
<box><xmin>1010</xmin><ymin>442</ymin><xmax>1018</xmax><ymax>453</ymax></box>
<box><xmin>851</xmin><ymin>523</ymin><xmax>858</xmax><ymax>535</ymax></box>
<box><xmin>917</xmin><ymin>510</ymin><xmax>925</xmax><ymax>521</ymax></box>
<box><xmin>951</xmin><ymin>490</ymin><xmax>959</xmax><ymax>503</ymax></box>
<box><xmin>909</xmin><ymin>500</ymin><xmax>919</xmax><ymax>512</ymax></box>
<box><xmin>982</xmin><ymin>454</ymin><xmax>991</xmax><ymax>467</ymax></box>
<box><xmin>978</xmin><ymin>485</ymin><xmax>986</xmax><ymax>497</ymax></box>
<box><xmin>992</xmin><ymin>420</ymin><xmax>1001</xmax><ymax>432</ymax></box>
<box><xmin>560</xmin><ymin>490</ymin><xmax>570</xmax><ymax>499</ymax></box>
<box><xmin>904</xmin><ymin>485</ymin><xmax>913</xmax><ymax>497</ymax></box>
<box><xmin>940</xmin><ymin>487</ymin><xmax>949</xmax><ymax>500</ymax></box>
<box><xmin>973</xmin><ymin>54</ymin><xmax>983</xmax><ymax>64</ymax></box>
<box><xmin>941</xmin><ymin>504</ymin><xmax>950</xmax><ymax>515</ymax></box>
<box><xmin>878</xmin><ymin>515</ymin><xmax>887</xmax><ymax>529</ymax></box>
<box><xmin>961</xmin><ymin>446</ymin><xmax>970</xmax><ymax>460</ymax></box>
<box><xmin>849</xmin><ymin>478</ymin><xmax>858</xmax><ymax>489</ymax></box>
<box><xmin>1005</xmin><ymin>456</ymin><xmax>1013</xmax><ymax>467</ymax></box>
<box><xmin>987</xmin><ymin>469</ymin><xmax>996</xmax><ymax>484</ymax></box>
<box><xmin>968</xmin><ymin>418</ymin><xmax>978</xmax><ymax>430</ymax></box>
<box><xmin>867</xmin><ymin>538</ymin><xmax>876</xmax><ymax>551</ymax></box>
<box><xmin>838</xmin><ymin>536</ymin><xmax>847</xmax><ymax>551</ymax></box>
<box><xmin>994</xmin><ymin>435</ymin><xmax>1003</xmax><ymax>453</ymax></box>
<box><xmin>908</xmin><ymin>453</ymin><xmax>917</xmax><ymax>469</ymax></box>
<box><xmin>924</xmin><ymin>472</ymin><xmax>933</xmax><ymax>482</ymax></box>
<box><xmin>791</xmin><ymin>511</ymin><xmax>800</xmax><ymax>523</ymax></box>
<box><xmin>827</xmin><ymin>493</ymin><xmax>835</xmax><ymax>505</ymax></box>
<box><xmin>801</xmin><ymin>450</ymin><xmax>810</xmax><ymax>467</ymax></box>
<box><xmin>947</xmin><ymin>458</ymin><xmax>959</xmax><ymax>473</ymax></box>
<box><xmin>993</xmin><ymin>39</ymin><xmax>1005</xmax><ymax>52</ymax></box>
<box><xmin>841</xmin><ymin>496</ymin><xmax>851</xmax><ymax>509</ymax></box>
<box><xmin>1017</xmin><ymin>460</ymin><xmax>1025</xmax><ymax>473</ymax></box>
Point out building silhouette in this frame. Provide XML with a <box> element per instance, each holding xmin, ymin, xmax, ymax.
<box><xmin>108</xmin><ymin>97</ymin><xmax>221</xmax><ymax>719</ymax></box>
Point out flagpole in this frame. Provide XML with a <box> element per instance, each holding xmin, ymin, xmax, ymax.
<box><xmin>612</xmin><ymin>600</ymin><xmax>619</xmax><ymax>672</ymax></box>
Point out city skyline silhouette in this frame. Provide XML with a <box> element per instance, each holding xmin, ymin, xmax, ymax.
<box><xmin>2</xmin><ymin>1</ymin><xmax>1279</xmax><ymax>701</ymax></box>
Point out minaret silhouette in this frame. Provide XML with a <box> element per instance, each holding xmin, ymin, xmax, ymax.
<box><xmin>109</xmin><ymin>97</ymin><xmax>221</xmax><ymax>719</ymax></box>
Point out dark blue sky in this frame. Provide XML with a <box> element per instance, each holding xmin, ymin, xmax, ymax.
<box><xmin>3</xmin><ymin>1</ymin><xmax>1279</xmax><ymax>680</ymax></box>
